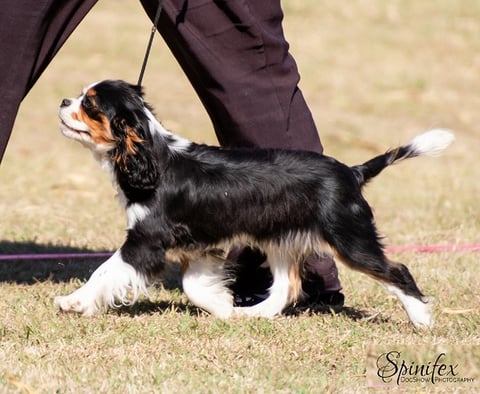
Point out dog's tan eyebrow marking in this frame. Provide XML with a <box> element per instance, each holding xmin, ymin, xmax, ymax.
<box><xmin>83</xmin><ymin>88</ymin><xmax>98</xmax><ymax>108</ymax></box>
<box><xmin>74</xmin><ymin>90</ymin><xmax>115</xmax><ymax>145</ymax></box>
<box><xmin>81</xmin><ymin>81</ymin><xmax>100</xmax><ymax>95</ymax></box>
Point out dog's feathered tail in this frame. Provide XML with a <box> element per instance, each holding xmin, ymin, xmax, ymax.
<box><xmin>352</xmin><ymin>129</ymin><xmax>455</xmax><ymax>187</ymax></box>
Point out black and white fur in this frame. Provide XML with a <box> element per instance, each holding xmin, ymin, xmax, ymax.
<box><xmin>55</xmin><ymin>80</ymin><xmax>454</xmax><ymax>327</ymax></box>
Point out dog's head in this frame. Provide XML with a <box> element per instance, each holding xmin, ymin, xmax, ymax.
<box><xmin>59</xmin><ymin>80</ymin><xmax>160</xmax><ymax>195</ymax></box>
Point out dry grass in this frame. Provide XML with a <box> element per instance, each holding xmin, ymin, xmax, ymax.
<box><xmin>0</xmin><ymin>0</ymin><xmax>479</xmax><ymax>392</ymax></box>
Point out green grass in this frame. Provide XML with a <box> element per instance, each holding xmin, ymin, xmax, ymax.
<box><xmin>0</xmin><ymin>0</ymin><xmax>479</xmax><ymax>392</ymax></box>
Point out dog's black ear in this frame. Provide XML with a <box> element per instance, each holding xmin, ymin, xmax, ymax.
<box><xmin>111</xmin><ymin>116</ymin><xmax>159</xmax><ymax>197</ymax></box>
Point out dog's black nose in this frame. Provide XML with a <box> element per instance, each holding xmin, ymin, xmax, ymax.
<box><xmin>60</xmin><ymin>98</ymin><xmax>71</xmax><ymax>107</ymax></box>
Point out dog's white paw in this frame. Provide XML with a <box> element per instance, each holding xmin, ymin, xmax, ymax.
<box><xmin>233</xmin><ymin>305</ymin><xmax>279</xmax><ymax>319</ymax></box>
<box><xmin>384</xmin><ymin>285</ymin><xmax>435</xmax><ymax>329</ymax></box>
<box><xmin>409</xmin><ymin>297</ymin><xmax>435</xmax><ymax>329</ymax></box>
<box><xmin>208</xmin><ymin>306</ymin><xmax>234</xmax><ymax>320</ymax></box>
<box><xmin>54</xmin><ymin>291</ymin><xmax>100</xmax><ymax>317</ymax></box>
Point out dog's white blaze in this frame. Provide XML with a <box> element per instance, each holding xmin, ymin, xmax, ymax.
<box><xmin>58</xmin><ymin>82</ymin><xmax>99</xmax><ymax>134</ymax></box>
<box><xmin>126</xmin><ymin>203</ymin><xmax>150</xmax><ymax>229</ymax></box>
<box><xmin>384</xmin><ymin>284</ymin><xmax>434</xmax><ymax>328</ymax></box>
<box><xmin>82</xmin><ymin>80</ymin><xmax>101</xmax><ymax>94</ymax></box>
<box><xmin>410</xmin><ymin>129</ymin><xmax>455</xmax><ymax>157</ymax></box>
<box><xmin>182</xmin><ymin>256</ymin><xmax>234</xmax><ymax>319</ymax></box>
<box><xmin>54</xmin><ymin>250</ymin><xmax>148</xmax><ymax>316</ymax></box>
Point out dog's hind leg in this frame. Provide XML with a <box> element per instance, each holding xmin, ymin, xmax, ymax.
<box><xmin>233</xmin><ymin>250</ymin><xmax>292</xmax><ymax>318</ymax></box>
<box><xmin>337</xmin><ymin>248</ymin><xmax>433</xmax><ymax>328</ymax></box>
<box><xmin>329</xmin><ymin>225</ymin><xmax>433</xmax><ymax>328</ymax></box>
<box><xmin>182</xmin><ymin>254</ymin><xmax>234</xmax><ymax>319</ymax></box>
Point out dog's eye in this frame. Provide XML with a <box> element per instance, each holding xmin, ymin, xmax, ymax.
<box><xmin>82</xmin><ymin>97</ymin><xmax>95</xmax><ymax>111</ymax></box>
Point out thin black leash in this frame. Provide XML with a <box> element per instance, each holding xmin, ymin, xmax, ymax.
<box><xmin>137</xmin><ymin>0</ymin><xmax>165</xmax><ymax>87</ymax></box>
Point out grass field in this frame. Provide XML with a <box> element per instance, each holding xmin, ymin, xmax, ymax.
<box><xmin>1</xmin><ymin>0</ymin><xmax>479</xmax><ymax>392</ymax></box>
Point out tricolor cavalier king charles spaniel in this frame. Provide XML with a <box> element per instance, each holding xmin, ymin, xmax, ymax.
<box><xmin>55</xmin><ymin>80</ymin><xmax>454</xmax><ymax>327</ymax></box>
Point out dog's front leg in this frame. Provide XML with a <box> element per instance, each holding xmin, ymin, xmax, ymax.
<box><xmin>54</xmin><ymin>249</ymin><xmax>149</xmax><ymax>316</ymax></box>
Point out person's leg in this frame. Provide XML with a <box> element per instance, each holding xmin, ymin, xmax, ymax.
<box><xmin>0</xmin><ymin>0</ymin><xmax>98</xmax><ymax>163</ymax></box>
<box><xmin>302</xmin><ymin>255</ymin><xmax>344</xmax><ymax>311</ymax></box>
<box><xmin>139</xmin><ymin>0</ymin><xmax>342</xmax><ymax>305</ymax></box>
<box><xmin>140</xmin><ymin>0</ymin><xmax>322</xmax><ymax>152</ymax></box>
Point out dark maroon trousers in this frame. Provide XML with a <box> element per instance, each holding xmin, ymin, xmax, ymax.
<box><xmin>0</xmin><ymin>0</ymin><xmax>340</xmax><ymax>292</ymax></box>
<box><xmin>0</xmin><ymin>0</ymin><xmax>323</xmax><ymax>160</ymax></box>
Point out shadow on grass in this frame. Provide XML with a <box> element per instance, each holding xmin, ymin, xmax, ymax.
<box><xmin>116</xmin><ymin>295</ymin><xmax>380</xmax><ymax>323</ymax></box>
<box><xmin>116</xmin><ymin>298</ymin><xmax>202</xmax><ymax>318</ymax></box>
<box><xmin>1</xmin><ymin>240</ymin><xmax>378</xmax><ymax>323</ymax></box>
<box><xmin>0</xmin><ymin>240</ymin><xmax>108</xmax><ymax>284</ymax></box>
<box><xmin>285</xmin><ymin>303</ymin><xmax>388</xmax><ymax>323</ymax></box>
<box><xmin>0</xmin><ymin>240</ymin><xmax>183</xmax><ymax>289</ymax></box>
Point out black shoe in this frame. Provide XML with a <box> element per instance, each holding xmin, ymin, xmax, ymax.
<box><xmin>229</xmin><ymin>246</ymin><xmax>345</xmax><ymax>311</ymax></box>
<box><xmin>228</xmin><ymin>247</ymin><xmax>272</xmax><ymax>307</ymax></box>
<box><xmin>233</xmin><ymin>292</ymin><xmax>268</xmax><ymax>307</ymax></box>
<box><xmin>301</xmin><ymin>265</ymin><xmax>344</xmax><ymax>313</ymax></box>
<box><xmin>305</xmin><ymin>291</ymin><xmax>345</xmax><ymax>313</ymax></box>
